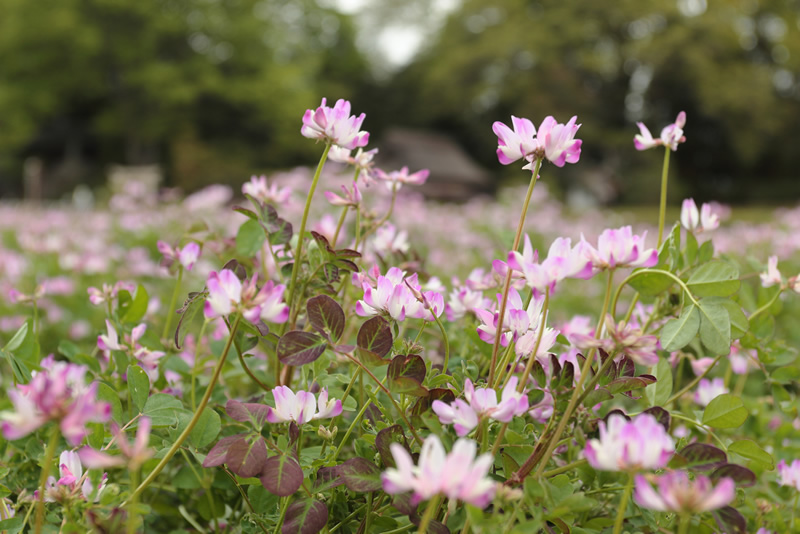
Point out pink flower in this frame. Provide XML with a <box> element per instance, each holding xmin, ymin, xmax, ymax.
<box><xmin>603</xmin><ymin>315</ymin><xmax>660</xmax><ymax>366</ymax></box>
<box><xmin>681</xmin><ymin>199</ymin><xmax>720</xmax><ymax>233</ymax></box>
<box><xmin>493</xmin><ymin>116</ymin><xmax>539</xmax><ymax>165</ymax></box>
<box><xmin>355</xmin><ymin>267</ymin><xmax>439</xmax><ymax>322</ymax></box>
<box><xmin>584</xmin><ymin>413</ymin><xmax>674</xmax><ymax>471</ymax></box>
<box><xmin>372</xmin><ymin>224</ymin><xmax>410</xmax><ymax>255</ymax></box>
<box><xmin>760</xmin><ymin>255</ymin><xmax>783</xmax><ymax>288</ymax></box>
<box><xmin>534</xmin><ymin>115</ymin><xmax>582</xmax><ymax>167</ymax></box>
<box><xmin>1</xmin><ymin>356</ymin><xmax>111</xmax><ymax>445</ymax></box>
<box><xmin>301</xmin><ymin>98</ymin><xmax>369</xmax><ymax>150</ymax></box>
<box><xmin>80</xmin><ymin>416</ymin><xmax>155</xmax><ymax>470</ymax></box>
<box><xmin>324</xmin><ymin>182</ymin><xmax>362</xmax><ymax>207</ymax></box>
<box><xmin>583</xmin><ymin>226</ymin><xmax>658</xmax><ymax>271</ymax></box>
<box><xmin>373</xmin><ymin>167</ymin><xmax>429</xmax><ymax>191</ymax></box>
<box><xmin>242</xmin><ymin>175</ymin><xmax>291</xmax><ymax>205</ymax></box>
<box><xmin>634</xmin><ymin>111</ymin><xmax>686</xmax><ymax>151</ymax></box>
<box><xmin>694</xmin><ymin>378</ymin><xmax>728</xmax><ymax>407</ymax></box>
<box><xmin>266</xmin><ymin>386</ymin><xmax>343</xmax><ymax>425</ymax></box>
<box><xmin>777</xmin><ymin>459</ymin><xmax>800</xmax><ymax>491</ymax></box>
<box><xmin>508</xmin><ymin>237</ymin><xmax>593</xmax><ymax>294</ymax></box>
<box><xmin>39</xmin><ymin>451</ymin><xmax>107</xmax><ymax>503</ymax></box>
<box><xmin>634</xmin><ymin>471</ymin><xmax>735</xmax><ymax>513</ymax></box>
<box><xmin>432</xmin><ymin>377</ymin><xmax>529</xmax><ymax>436</ymax></box>
<box><xmin>204</xmin><ymin>270</ymin><xmax>243</xmax><ymax>319</ymax></box>
<box><xmin>328</xmin><ymin>146</ymin><xmax>378</xmax><ymax>173</ymax></box>
<box><xmin>381</xmin><ymin>435</ymin><xmax>496</xmax><ymax>508</ymax></box>
<box><xmin>157</xmin><ymin>241</ymin><xmax>201</xmax><ymax>271</ymax></box>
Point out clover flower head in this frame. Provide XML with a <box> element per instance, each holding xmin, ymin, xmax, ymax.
<box><xmin>584</xmin><ymin>413</ymin><xmax>674</xmax><ymax>471</ymax></box>
<box><xmin>760</xmin><ymin>255</ymin><xmax>782</xmax><ymax>288</ymax></box>
<box><xmin>777</xmin><ymin>459</ymin><xmax>800</xmax><ymax>491</ymax></box>
<box><xmin>266</xmin><ymin>386</ymin><xmax>343</xmax><ymax>425</ymax></box>
<box><xmin>432</xmin><ymin>377</ymin><xmax>529</xmax><ymax>436</ymax></box>
<box><xmin>242</xmin><ymin>175</ymin><xmax>292</xmax><ymax>206</ymax></box>
<box><xmin>301</xmin><ymin>98</ymin><xmax>369</xmax><ymax>150</ymax></box>
<box><xmin>694</xmin><ymin>377</ymin><xmax>729</xmax><ymax>407</ymax></box>
<box><xmin>634</xmin><ymin>471</ymin><xmax>734</xmax><ymax>513</ymax></box>
<box><xmin>584</xmin><ymin>226</ymin><xmax>658</xmax><ymax>272</ymax></box>
<box><xmin>634</xmin><ymin>111</ymin><xmax>686</xmax><ymax>151</ymax></box>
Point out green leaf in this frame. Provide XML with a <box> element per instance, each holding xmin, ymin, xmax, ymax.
<box><xmin>697</xmin><ymin>240</ymin><xmax>714</xmax><ymax>263</ymax></box>
<box><xmin>236</xmin><ymin>219</ymin><xmax>267</xmax><ymax>257</ymax></box>
<box><xmin>190</xmin><ymin>408</ymin><xmax>221</xmax><ymax>448</ymax></box>
<box><xmin>728</xmin><ymin>439</ymin><xmax>774</xmax><ymax>469</ymax></box>
<box><xmin>582</xmin><ymin>388</ymin><xmax>612</xmax><ymax>407</ymax></box>
<box><xmin>121</xmin><ymin>284</ymin><xmax>149</xmax><ymax>324</ymax></box>
<box><xmin>97</xmin><ymin>382</ymin><xmax>124</xmax><ymax>423</ymax></box>
<box><xmin>715</xmin><ymin>298</ymin><xmax>748</xmax><ymax>339</ymax></box>
<box><xmin>628</xmin><ymin>271</ymin><xmax>675</xmax><ymax>296</ymax></box>
<box><xmin>687</xmin><ymin>261</ymin><xmax>740</xmax><ymax>297</ymax></box>
<box><xmin>127</xmin><ymin>365</ymin><xmax>150</xmax><ymax>413</ymax></box>
<box><xmin>3</xmin><ymin>321</ymin><xmax>28</xmax><ymax>352</ymax></box>
<box><xmin>143</xmin><ymin>393</ymin><xmax>186</xmax><ymax>427</ymax></box>
<box><xmin>697</xmin><ymin>300</ymin><xmax>731</xmax><ymax>355</ymax></box>
<box><xmin>660</xmin><ymin>304</ymin><xmax>700</xmax><ymax>351</ymax></box>
<box><xmin>702</xmin><ymin>394</ymin><xmax>748</xmax><ymax>429</ymax></box>
<box><xmin>645</xmin><ymin>358</ymin><xmax>673</xmax><ymax>407</ymax></box>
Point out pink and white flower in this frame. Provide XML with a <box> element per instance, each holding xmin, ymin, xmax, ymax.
<box><xmin>777</xmin><ymin>459</ymin><xmax>800</xmax><ymax>491</ymax></box>
<box><xmin>760</xmin><ymin>256</ymin><xmax>783</xmax><ymax>288</ymax></box>
<box><xmin>39</xmin><ymin>451</ymin><xmax>107</xmax><ymax>502</ymax></box>
<box><xmin>694</xmin><ymin>378</ymin><xmax>728</xmax><ymax>407</ymax></box>
<box><xmin>80</xmin><ymin>416</ymin><xmax>155</xmax><ymax>470</ymax></box>
<box><xmin>324</xmin><ymin>182</ymin><xmax>362</xmax><ymax>207</ymax></box>
<box><xmin>328</xmin><ymin>146</ymin><xmax>378</xmax><ymax>174</ymax></box>
<box><xmin>634</xmin><ymin>471</ymin><xmax>735</xmax><ymax>513</ymax></box>
<box><xmin>242</xmin><ymin>175</ymin><xmax>291</xmax><ymax>205</ymax></box>
<box><xmin>534</xmin><ymin>115</ymin><xmax>583</xmax><ymax>167</ymax></box>
<box><xmin>157</xmin><ymin>241</ymin><xmax>201</xmax><ymax>271</ymax></box>
<box><xmin>582</xmin><ymin>226</ymin><xmax>659</xmax><ymax>272</ymax></box>
<box><xmin>507</xmin><ymin>237</ymin><xmax>593</xmax><ymax>295</ymax></box>
<box><xmin>584</xmin><ymin>413</ymin><xmax>674</xmax><ymax>471</ymax></box>
<box><xmin>432</xmin><ymin>377</ymin><xmax>529</xmax><ymax>436</ymax></box>
<box><xmin>266</xmin><ymin>386</ymin><xmax>343</xmax><ymax>425</ymax></box>
<box><xmin>681</xmin><ymin>199</ymin><xmax>720</xmax><ymax>233</ymax></box>
<box><xmin>382</xmin><ymin>435</ymin><xmax>496</xmax><ymax>508</ymax></box>
<box><xmin>634</xmin><ymin>111</ymin><xmax>686</xmax><ymax>151</ymax></box>
<box><xmin>301</xmin><ymin>98</ymin><xmax>369</xmax><ymax>150</ymax></box>
<box><xmin>493</xmin><ymin>116</ymin><xmax>539</xmax><ymax>165</ymax></box>
<box><xmin>373</xmin><ymin>167</ymin><xmax>429</xmax><ymax>191</ymax></box>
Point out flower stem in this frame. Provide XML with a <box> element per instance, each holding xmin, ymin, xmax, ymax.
<box><xmin>612</xmin><ymin>473</ymin><xmax>634</xmax><ymax>534</ymax></box>
<box><xmin>657</xmin><ymin>146</ymin><xmax>671</xmax><ymax>247</ymax></box>
<box><xmin>748</xmin><ymin>289</ymin><xmax>782</xmax><ymax>323</ymax></box>
<box><xmin>432</xmin><ymin>315</ymin><xmax>450</xmax><ymax>372</ymax></box>
<box><xmin>127</xmin><ymin>468</ymin><xmax>140</xmax><ymax>534</ymax></box>
<box><xmin>190</xmin><ymin>319</ymin><xmax>209</xmax><ymax>411</ymax></box>
<box><xmin>331</xmin><ymin>379</ymin><xmax>385</xmax><ymax>462</ymax></box>
<box><xmin>416</xmin><ymin>494</ymin><xmax>441</xmax><ymax>534</ymax></box>
<box><xmin>677</xmin><ymin>513</ymin><xmax>691</xmax><ymax>534</ymax></box>
<box><xmin>331</xmin><ymin>207</ymin><xmax>349</xmax><ymax>249</ymax></box>
<box><xmin>514</xmin><ymin>288</ymin><xmax>550</xmax><ymax>393</ymax></box>
<box><xmin>162</xmin><ymin>266</ymin><xmax>184</xmax><ymax>343</ymax></box>
<box><xmin>288</xmin><ymin>142</ymin><xmax>331</xmax><ymax>318</ymax></box>
<box><xmin>488</xmin><ymin>159</ymin><xmax>541</xmax><ymax>387</ymax></box>
<box><xmin>124</xmin><ymin>315</ymin><xmax>241</xmax><ymax>506</ymax></box>
<box><xmin>665</xmin><ymin>353</ymin><xmax>723</xmax><ymax>406</ymax></box>
<box><xmin>34</xmin><ymin>426</ymin><xmax>59</xmax><ymax>534</ymax></box>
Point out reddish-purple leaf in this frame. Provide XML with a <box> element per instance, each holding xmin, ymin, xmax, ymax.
<box><xmin>603</xmin><ymin>409</ymin><xmax>631</xmax><ymax>423</ymax></box>
<box><xmin>618</xmin><ymin>356</ymin><xmax>635</xmax><ymax>377</ymax></box>
<box><xmin>392</xmin><ymin>494</ymin><xmax>416</xmax><ymax>515</ymax></box>
<box><xmin>202</xmin><ymin>435</ymin><xmax>242</xmax><ymax>468</ymax></box>
<box><xmin>411</xmin><ymin>388</ymin><xmax>456</xmax><ymax>416</ymax></box>
<box><xmin>357</xmin><ymin>317</ymin><xmax>393</xmax><ymax>358</ymax></box>
<box><xmin>606</xmin><ymin>377</ymin><xmax>649</xmax><ymax>395</ymax></box>
<box><xmin>221</xmin><ymin>259</ymin><xmax>247</xmax><ymax>280</ymax></box>
<box><xmin>711</xmin><ymin>464</ymin><xmax>756</xmax><ymax>487</ymax></box>
<box><xmin>260</xmin><ymin>455</ymin><xmax>304</xmax><ymax>497</ymax></box>
<box><xmin>226</xmin><ymin>399</ymin><xmax>269</xmax><ymax>428</ymax></box>
<box><xmin>376</xmin><ymin>425</ymin><xmax>410</xmax><ymax>468</ymax></box>
<box><xmin>226</xmin><ymin>434</ymin><xmax>268</xmax><ymax>478</ymax></box>
<box><xmin>315</xmin><ymin>466</ymin><xmax>344</xmax><ymax>492</ymax></box>
<box><xmin>281</xmin><ymin>499</ymin><xmax>328</xmax><ymax>534</ymax></box>
<box><xmin>712</xmin><ymin>506</ymin><xmax>746</xmax><ymax>534</ymax></box>
<box><xmin>278</xmin><ymin>331</ymin><xmax>327</xmax><ymax>366</ymax></box>
<box><xmin>558</xmin><ymin>361</ymin><xmax>574</xmax><ymax>389</ymax></box>
<box><xmin>233</xmin><ymin>206</ymin><xmax>258</xmax><ymax>220</ymax></box>
<box><xmin>549</xmin><ymin>354</ymin><xmax>561</xmax><ymax>383</ymax></box>
<box><xmin>307</xmin><ymin>295</ymin><xmax>345</xmax><ymax>343</ymax></box>
<box><xmin>388</xmin><ymin>354</ymin><xmax>428</xmax><ymax>396</ymax></box>
<box><xmin>410</xmin><ymin>512</ymin><xmax>450</xmax><ymax>534</ymax></box>
<box><xmin>336</xmin><ymin>457</ymin><xmax>382</xmax><ymax>493</ymax></box>
<box><xmin>676</xmin><ymin>443</ymin><xmax>727</xmax><ymax>471</ymax></box>
<box><xmin>531</xmin><ymin>360</ymin><xmax>547</xmax><ymax>389</ymax></box>
<box><xmin>643</xmin><ymin>406</ymin><xmax>671</xmax><ymax>431</ymax></box>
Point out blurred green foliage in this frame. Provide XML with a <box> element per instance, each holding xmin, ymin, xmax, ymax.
<box><xmin>1</xmin><ymin>0</ymin><xmax>799</xmax><ymax>202</ymax></box>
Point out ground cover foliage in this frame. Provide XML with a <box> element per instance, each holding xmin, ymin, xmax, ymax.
<box><xmin>0</xmin><ymin>100</ymin><xmax>799</xmax><ymax>533</ymax></box>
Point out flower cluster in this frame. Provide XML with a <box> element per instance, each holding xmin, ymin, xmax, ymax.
<box><xmin>39</xmin><ymin>451</ymin><xmax>106</xmax><ymax>503</ymax></box>
<box><xmin>634</xmin><ymin>111</ymin><xmax>686</xmax><ymax>151</ymax></box>
<box><xmin>156</xmin><ymin>241</ymin><xmax>200</xmax><ymax>271</ymax></box>
<box><xmin>301</xmin><ymin>98</ymin><xmax>369</xmax><ymax>150</ymax></box>
<box><xmin>493</xmin><ymin>115</ymin><xmax>582</xmax><ymax>169</ymax></box>
<box><xmin>382</xmin><ymin>435</ymin><xmax>496</xmax><ymax>508</ymax></box>
<box><xmin>584</xmin><ymin>413</ymin><xmax>674</xmax><ymax>471</ymax></box>
<box><xmin>97</xmin><ymin>321</ymin><xmax>165</xmax><ymax>381</ymax></box>
<box><xmin>777</xmin><ymin>459</ymin><xmax>800</xmax><ymax>491</ymax></box>
<box><xmin>242</xmin><ymin>175</ymin><xmax>292</xmax><ymax>206</ymax></box>
<box><xmin>432</xmin><ymin>377</ymin><xmax>529</xmax><ymax>436</ymax></box>
<box><xmin>1</xmin><ymin>356</ymin><xmax>110</xmax><ymax>445</ymax></box>
<box><xmin>355</xmin><ymin>267</ymin><xmax>443</xmax><ymax>322</ymax></box>
<box><xmin>634</xmin><ymin>471</ymin><xmax>734</xmax><ymax>513</ymax></box>
<box><xmin>80</xmin><ymin>416</ymin><xmax>155</xmax><ymax>470</ymax></box>
<box><xmin>266</xmin><ymin>386</ymin><xmax>343</xmax><ymax>425</ymax></box>
<box><xmin>680</xmin><ymin>198</ymin><xmax>720</xmax><ymax>233</ymax></box>
<box><xmin>204</xmin><ymin>269</ymin><xmax>289</xmax><ymax>324</ymax></box>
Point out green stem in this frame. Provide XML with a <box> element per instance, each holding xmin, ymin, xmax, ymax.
<box><xmin>364</xmin><ymin>491</ymin><xmax>373</xmax><ymax>534</ymax></box>
<box><xmin>331</xmin><ymin>381</ymin><xmax>384</xmax><ymax>462</ymax></box>
<box><xmin>542</xmin><ymin>459</ymin><xmax>587</xmax><ymax>478</ymax></box>
<box><xmin>612</xmin><ymin>473</ymin><xmax>634</xmax><ymax>534</ymax></box>
<box><xmin>432</xmin><ymin>315</ymin><xmax>450</xmax><ymax>373</ymax></box>
<box><xmin>331</xmin><ymin>207</ymin><xmax>349</xmax><ymax>249</ymax></box>
<box><xmin>665</xmin><ymin>354</ymin><xmax>723</xmax><ymax>406</ymax></box>
<box><xmin>412</xmin><ymin>319</ymin><xmax>427</xmax><ymax>345</ymax></box>
<box><xmin>356</xmin><ymin>183</ymin><xmax>398</xmax><ymax>251</ymax></box>
<box><xmin>748</xmin><ymin>289</ymin><xmax>782</xmax><ymax>323</ymax></box>
<box><xmin>670</xmin><ymin>412</ymin><xmax>728</xmax><ymax>450</ymax></box>
<box><xmin>328</xmin><ymin>504</ymin><xmax>367</xmax><ymax>533</ymax></box>
<box><xmin>288</xmin><ymin>142</ymin><xmax>331</xmax><ymax>317</ymax></box>
<box><xmin>275</xmin><ymin>496</ymin><xmax>292</xmax><ymax>534</ymax></box>
<box><xmin>127</xmin><ymin>468</ymin><xmax>140</xmax><ymax>534</ymax></box>
<box><xmin>416</xmin><ymin>494</ymin><xmax>441</xmax><ymax>534</ymax></box>
<box><xmin>190</xmin><ymin>319</ymin><xmax>209</xmax><ymax>411</ymax></box>
<box><xmin>657</xmin><ymin>146</ymin><xmax>671</xmax><ymax>247</ymax></box>
<box><xmin>34</xmin><ymin>427</ymin><xmax>60</xmax><ymax>534</ymax></box>
<box><xmin>487</xmin><ymin>160</ymin><xmax>541</xmax><ymax>387</ymax></box>
<box><xmin>677</xmin><ymin>513</ymin><xmax>691</xmax><ymax>534</ymax></box>
<box><xmin>162</xmin><ymin>266</ymin><xmax>184</xmax><ymax>342</ymax></box>
<box><xmin>515</xmin><ymin>288</ymin><xmax>551</xmax><ymax>393</ymax></box>
<box><xmin>574</xmin><ymin>352</ymin><xmax>618</xmax><ymax>408</ymax></box>
<box><xmin>611</xmin><ymin>269</ymin><xmax>699</xmax><ymax>318</ymax></box>
<box><xmin>124</xmin><ymin>315</ymin><xmax>241</xmax><ymax>506</ymax></box>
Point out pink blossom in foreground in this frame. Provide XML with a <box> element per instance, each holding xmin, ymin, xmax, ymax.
<box><xmin>382</xmin><ymin>435</ymin><xmax>496</xmax><ymax>508</ymax></box>
<box><xmin>301</xmin><ymin>98</ymin><xmax>369</xmax><ymax>150</ymax></box>
<box><xmin>534</xmin><ymin>115</ymin><xmax>582</xmax><ymax>167</ymax></box>
<box><xmin>266</xmin><ymin>386</ymin><xmax>343</xmax><ymax>425</ymax></box>
<box><xmin>634</xmin><ymin>111</ymin><xmax>686</xmax><ymax>151</ymax></box>
<box><xmin>242</xmin><ymin>175</ymin><xmax>291</xmax><ymax>205</ymax></box>
<box><xmin>432</xmin><ymin>377</ymin><xmax>529</xmax><ymax>436</ymax></box>
<box><xmin>356</xmin><ymin>267</ymin><xmax>441</xmax><ymax>322</ymax></box>
<box><xmin>507</xmin><ymin>237</ymin><xmax>593</xmax><ymax>295</ymax></box>
<box><xmin>493</xmin><ymin>116</ymin><xmax>539</xmax><ymax>165</ymax></box>
<box><xmin>373</xmin><ymin>166</ymin><xmax>429</xmax><ymax>191</ymax></box>
<box><xmin>38</xmin><ymin>450</ymin><xmax>106</xmax><ymax>502</ymax></box>
<box><xmin>760</xmin><ymin>256</ymin><xmax>783</xmax><ymax>288</ymax></box>
<box><xmin>80</xmin><ymin>416</ymin><xmax>155</xmax><ymax>470</ymax></box>
<box><xmin>584</xmin><ymin>413</ymin><xmax>674</xmax><ymax>471</ymax></box>
<box><xmin>583</xmin><ymin>226</ymin><xmax>659</xmax><ymax>272</ymax></box>
<box><xmin>0</xmin><ymin>356</ymin><xmax>111</xmax><ymax>445</ymax></box>
<box><xmin>777</xmin><ymin>459</ymin><xmax>800</xmax><ymax>491</ymax></box>
<box><xmin>203</xmin><ymin>270</ymin><xmax>288</xmax><ymax>325</ymax></box>
<box><xmin>694</xmin><ymin>378</ymin><xmax>728</xmax><ymax>406</ymax></box>
<box><xmin>634</xmin><ymin>471</ymin><xmax>735</xmax><ymax>513</ymax></box>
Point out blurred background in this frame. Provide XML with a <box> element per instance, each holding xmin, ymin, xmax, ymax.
<box><xmin>1</xmin><ymin>0</ymin><xmax>799</xmax><ymax>205</ymax></box>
